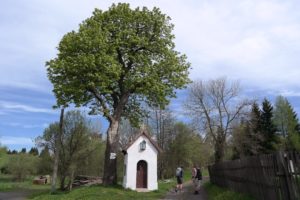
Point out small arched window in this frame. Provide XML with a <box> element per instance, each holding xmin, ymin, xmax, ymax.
<box><xmin>140</xmin><ymin>140</ymin><xmax>146</xmax><ymax>151</ymax></box>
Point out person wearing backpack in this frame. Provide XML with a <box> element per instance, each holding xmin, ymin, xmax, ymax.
<box><xmin>192</xmin><ymin>165</ymin><xmax>202</xmax><ymax>194</ymax></box>
<box><xmin>175</xmin><ymin>166</ymin><xmax>183</xmax><ymax>193</ymax></box>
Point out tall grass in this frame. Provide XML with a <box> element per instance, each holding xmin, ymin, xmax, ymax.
<box><xmin>203</xmin><ymin>182</ymin><xmax>254</xmax><ymax>200</ymax></box>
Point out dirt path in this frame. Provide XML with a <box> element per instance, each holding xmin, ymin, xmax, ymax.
<box><xmin>0</xmin><ymin>190</ymin><xmax>35</xmax><ymax>200</ymax></box>
<box><xmin>164</xmin><ymin>177</ymin><xmax>208</xmax><ymax>200</ymax></box>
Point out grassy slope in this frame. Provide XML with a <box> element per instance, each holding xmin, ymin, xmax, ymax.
<box><xmin>203</xmin><ymin>182</ymin><xmax>254</xmax><ymax>200</ymax></box>
<box><xmin>30</xmin><ymin>180</ymin><xmax>175</xmax><ymax>200</ymax></box>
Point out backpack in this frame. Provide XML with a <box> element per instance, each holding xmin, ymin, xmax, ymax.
<box><xmin>196</xmin><ymin>168</ymin><xmax>202</xmax><ymax>180</ymax></box>
<box><xmin>176</xmin><ymin>168</ymin><xmax>182</xmax><ymax>177</ymax></box>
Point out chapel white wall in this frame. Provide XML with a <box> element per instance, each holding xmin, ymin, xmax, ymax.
<box><xmin>123</xmin><ymin>135</ymin><xmax>158</xmax><ymax>191</ymax></box>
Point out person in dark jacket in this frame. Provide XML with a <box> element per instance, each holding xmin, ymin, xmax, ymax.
<box><xmin>192</xmin><ymin>165</ymin><xmax>202</xmax><ymax>194</ymax></box>
<box><xmin>175</xmin><ymin>166</ymin><xmax>183</xmax><ymax>192</ymax></box>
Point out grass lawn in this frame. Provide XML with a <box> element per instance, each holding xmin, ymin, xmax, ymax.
<box><xmin>29</xmin><ymin>179</ymin><xmax>176</xmax><ymax>200</ymax></box>
<box><xmin>202</xmin><ymin>167</ymin><xmax>209</xmax><ymax>177</ymax></box>
<box><xmin>0</xmin><ymin>174</ymin><xmax>50</xmax><ymax>192</ymax></box>
<box><xmin>1</xmin><ymin>168</ymin><xmax>197</xmax><ymax>199</ymax></box>
<box><xmin>203</xmin><ymin>182</ymin><xmax>254</xmax><ymax>200</ymax></box>
<box><xmin>29</xmin><ymin>169</ymin><xmax>199</xmax><ymax>200</ymax></box>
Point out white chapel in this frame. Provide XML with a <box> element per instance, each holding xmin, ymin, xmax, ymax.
<box><xmin>122</xmin><ymin>129</ymin><xmax>162</xmax><ymax>191</ymax></box>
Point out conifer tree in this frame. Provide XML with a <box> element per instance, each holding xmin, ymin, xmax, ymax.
<box><xmin>235</xmin><ymin>103</ymin><xmax>264</xmax><ymax>157</ymax></box>
<box><xmin>29</xmin><ymin>147</ymin><xmax>39</xmax><ymax>156</ymax></box>
<box><xmin>20</xmin><ymin>148</ymin><xmax>26</xmax><ymax>154</ymax></box>
<box><xmin>260</xmin><ymin>98</ymin><xmax>278</xmax><ymax>153</ymax></box>
<box><xmin>248</xmin><ymin>102</ymin><xmax>265</xmax><ymax>154</ymax></box>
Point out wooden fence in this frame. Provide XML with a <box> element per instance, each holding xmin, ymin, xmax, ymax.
<box><xmin>208</xmin><ymin>151</ymin><xmax>300</xmax><ymax>200</ymax></box>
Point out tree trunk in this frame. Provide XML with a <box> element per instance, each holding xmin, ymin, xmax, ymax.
<box><xmin>158</xmin><ymin>154</ymin><xmax>166</xmax><ymax>179</ymax></box>
<box><xmin>68</xmin><ymin>167</ymin><xmax>75</xmax><ymax>191</ymax></box>
<box><xmin>103</xmin><ymin>120</ymin><xmax>120</xmax><ymax>185</ymax></box>
<box><xmin>60</xmin><ymin>175</ymin><xmax>66</xmax><ymax>190</ymax></box>
<box><xmin>215</xmin><ymin>135</ymin><xmax>225</xmax><ymax>162</ymax></box>
<box><xmin>51</xmin><ymin>108</ymin><xmax>64</xmax><ymax>193</ymax></box>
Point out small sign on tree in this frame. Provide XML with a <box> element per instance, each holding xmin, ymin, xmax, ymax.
<box><xmin>110</xmin><ymin>153</ymin><xmax>116</xmax><ymax>160</ymax></box>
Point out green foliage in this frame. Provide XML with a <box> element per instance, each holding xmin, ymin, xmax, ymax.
<box><xmin>204</xmin><ymin>182</ymin><xmax>254</xmax><ymax>200</ymax></box>
<box><xmin>166</xmin><ymin>122</ymin><xmax>192</xmax><ymax>167</ymax></box>
<box><xmin>273</xmin><ymin>95</ymin><xmax>300</xmax><ymax>150</ymax></box>
<box><xmin>0</xmin><ymin>147</ymin><xmax>8</xmax><ymax>174</ymax></box>
<box><xmin>231</xmin><ymin>121</ymin><xmax>250</xmax><ymax>159</ymax></box>
<box><xmin>231</xmin><ymin>105</ymin><xmax>264</xmax><ymax>159</ymax></box>
<box><xmin>163</xmin><ymin>122</ymin><xmax>212</xmax><ymax>177</ymax></box>
<box><xmin>29</xmin><ymin>147</ymin><xmax>39</xmax><ymax>156</ymax></box>
<box><xmin>38</xmin><ymin>146</ymin><xmax>53</xmax><ymax>175</ymax></box>
<box><xmin>36</xmin><ymin>110</ymin><xmax>103</xmax><ymax>189</ymax></box>
<box><xmin>20</xmin><ymin>148</ymin><xmax>27</xmax><ymax>154</ymax></box>
<box><xmin>11</xmin><ymin>150</ymin><xmax>18</xmax><ymax>154</ymax></box>
<box><xmin>76</xmin><ymin>135</ymin><xmax>105</xmax><ymax>176</ymax></box>
<box><xmin>231</xmin><ymin>97</ymin><xmax>300</xmax><ymax>158</ymax></box>
<box><xmin>7</xmin><ymin>154</ymin><xmax>39</xmax><ymax>181</ymax></box>
<box><xmin>232</xmin><ymin>99</ymin><xmax>281</xmax><ymax>158</ymax></box>
<box><xmin>260</xmin><ymin>99</ymin><xmax>279</xmax><ymax>153</ymax></box>
<box><xmin>250</xmin><ymin>102</ymin><xmax>262</xmax><ymax>134</ymax></box>
<box><xmin>46</xmin><ymin>3</ymin><xmax>190</xmax><ymax>125</ymax></box>
<box><xmin>46</xmin><ymin>3</ymin><xmax>190</xmax><ymax>184</ymax></box>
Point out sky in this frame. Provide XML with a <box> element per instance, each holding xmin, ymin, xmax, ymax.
<box><xmin>1</xmin><ymin>0</ymin><xmax>300</xmax><ymax>150</ymax></box>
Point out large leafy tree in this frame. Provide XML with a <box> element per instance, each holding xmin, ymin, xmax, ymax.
<box><xmin>46</xmin><ymin>3</ymin><xmax>190</xmax><ymax>184</ymax></box>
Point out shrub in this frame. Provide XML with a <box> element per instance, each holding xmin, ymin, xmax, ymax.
<box><xmin>7</xmin><ymin>154</ymin><xmax>39</xmax><ymax>181</ymax></box>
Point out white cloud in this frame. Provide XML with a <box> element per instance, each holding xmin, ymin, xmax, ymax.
<box><xmin>0</xmin><ymin>0</ymin><xmax>300</xmax><ymax>95</ymax></box>
<box><xmin>279</xmin><ymin>90</ymin><xmax>300</xmax><ymax>97</ymax></box>
<box><xmin>6</xmin><ymin>122</ymin><xmax>21</xmax><ymax>127</ymax></box>
<box><xmin>3</xmin><ymin>122</ymin><xmax>49</xmax><ymax>129</ymax></box>
<box><xmin>159</xmin><ymin>0</ymin><xmax>300</xmax><ymax>92</ymax></box>
<box><xmin>0</xmin><ymin>136</ymin><xmax>34</xmax><ymax>146</ymax></box>
<box><xmin>0</xmin><ymin>101</ymin><xmax>56</xmax><ymax>114</ymax></box>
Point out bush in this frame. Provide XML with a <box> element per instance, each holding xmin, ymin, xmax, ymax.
<box><xmin>0</xmin><ymin>147</ymin><xmax>8</xmax><ymax>174</ymax></box>
<box><xmin>7</xmin><ymin>154</ymin><xmax>39</xmax><ymax>181</ymax></box>
<box><xmin>37</xmin><ymin>146</ymin><xmax>53</xmax><ymax>175</ymax></box>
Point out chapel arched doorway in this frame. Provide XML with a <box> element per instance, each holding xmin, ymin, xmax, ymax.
<box><xmin>136</xmin><ymin>160</ymin><xmax>147</xmax><ymax>188</ymax></box>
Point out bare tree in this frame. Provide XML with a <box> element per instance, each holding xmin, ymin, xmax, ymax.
<box><xmin>118</xmin><ymin>119</ymin><xmax>139</xmax><ymax>150</ymax></box>
<box><xmin>185</xmin><ymin>77</ymin><xmax>251</xmax><ymax>162</ymax></box>
<box><xmin>150</xmin><ymin>107</ymin><xmax>176</xmax><ymax>179</ymax></box>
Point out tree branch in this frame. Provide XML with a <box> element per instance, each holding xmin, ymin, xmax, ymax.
<box><xmin>113</xmin><ymin>92</ymin><xmax>130</xmax><ymax>121</ymax></box>
<box><xmin>88</xmin><ymin>87</ymin><xmax>114</xmax><ymax>123</ymax></box>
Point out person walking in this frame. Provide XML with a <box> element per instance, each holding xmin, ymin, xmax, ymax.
<box><xmin>192</xmin><ymin>165</ymin><xmax>202</xmax><ymax>194</ymax></box>
<box><xmin>175</xmin><ymin>166</ymin><xmax>183</xmax><ymax>193</ymax></box>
